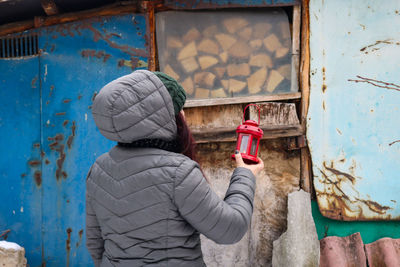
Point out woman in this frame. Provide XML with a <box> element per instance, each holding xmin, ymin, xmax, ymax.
<box><xmin>86</xmin><ymin>70</ymin><xmax>264</xmax><ymax>266</ymax></box>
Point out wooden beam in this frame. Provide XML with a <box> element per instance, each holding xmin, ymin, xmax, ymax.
<box><xmin>300</xmin><ymin>0</ymin><xmax>313</xmax><ymax>195</ymax></box>
<box><xmin>41</xmin><ymin>0</ymin><xmax>59</xmax><ymax>16</ymax></box>
<box><xmin>192</xmin><ymin>124</ymin><xmax>303</xmax><ymax>144</ymax></box>
<box><xmin>0</xmin><ymin>3</ymin><xmax>138</xmax><ymax>36</ymax></box>
<box><xmin>184</xmin><ymin>92</ymin><xmax>301</xmax><ymax>108</ymax></box>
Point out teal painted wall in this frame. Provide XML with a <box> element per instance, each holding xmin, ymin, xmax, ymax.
<box><xmin>312</xmin><ymin>201</ymin><xmax>400</xmax><ymax>244</ymax></box>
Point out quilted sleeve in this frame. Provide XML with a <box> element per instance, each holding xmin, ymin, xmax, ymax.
<box><xmin>86</xmin><ymin>168</ymin><xmax>104</xmax><ymax>267</ymax></box>
<box><xmin>174</xmin><ymin>159</ymin><xmax>256</xmax><ymax>244</ymax></box>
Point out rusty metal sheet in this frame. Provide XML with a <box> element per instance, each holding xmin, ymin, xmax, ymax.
<box><xmin>163</xmin><ymin>0</ymin><xmax>299</xmax><ymax>9</ymax></box>
<box><xmin>0</xmin><ymin>14</ymin><xmax>148</xmax><ymax>266</ymax></box>
<box><xmin>0</xmin><ymin>55</ymin><xmax>42</xmax><ymax>265</ymax></box>
<box><xmin>308</xmin><ymin>0</ymin><xmax>400</xmax><ymax>220</ymax></box>
<box><xmin>39</xmin><ymin>14</ymin><xmax>148</xmax><ymax>266</ymax></box>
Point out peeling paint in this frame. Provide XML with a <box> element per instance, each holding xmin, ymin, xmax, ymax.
<box><xmin>81</xmin><ymin>49</ymin><xmax>111</xmax><ymax>62</ymax></box>
<box><xmin>118</xmin><ymin>58</ymin><xmax>148</xmax><ymax>69</ymax></box>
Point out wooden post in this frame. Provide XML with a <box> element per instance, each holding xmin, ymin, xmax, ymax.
<box><xmin>299</xmin><ymin>0</ymin><xmax>313</xmax><ymax>194</ymax></box>
<box><xmin>291</xmin><ymin>5</ymin><xmax>301</xmax><ymax>93</ymax></box>
<box><xmin>141</xmin><ymin>1</ymin><xmax>157</xmax><ymax>71</ymax></box>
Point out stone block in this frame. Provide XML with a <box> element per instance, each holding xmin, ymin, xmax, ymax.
<box><xmin>0</xmin><ymin>241</ymin><xmax>27</xmax><ymax>267</ymax></box>
<box><xmin>272</xmin><ymin>190</ymin><xmax>320</xmax><ymax>267</ymax></box>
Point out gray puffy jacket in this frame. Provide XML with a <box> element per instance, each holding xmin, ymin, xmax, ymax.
<box><xmin>86</xmin><ymin>70</ymin><xmax>256</xmax><ymax>266</ymax></box>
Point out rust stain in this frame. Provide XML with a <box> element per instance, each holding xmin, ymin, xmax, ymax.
<box><xmin>322</xmin><ymin>67</ymin><xmax>327</xmax><ymax>92</ymax></box>
<box><xmin>389</xmin><ymin>140</ymin><xmax>400</xmax><ymax>146</ymax></box>
<box><xmin>45</xmin><ymin>159</ymin><xmax>50</xmax><ymax>165</ymax></box>
<box><xmin>49</xmin><ymin>85</ymin><xmax>54</xmax><ymax>98</ymax></box>
<box><xmin>55</xmin><ymin>112</ymin><xmax>66</xmax><ymax>116</ymax></box>
<box><xmin>360</xmin><ymin>39</ymin><xmax>397</xmax><ymax>54</ymax></box>
<box><xmin>48</xmin><ymin>134</ymin><xmax>67</xmax><ymax>180</ymax></box>
<box><xmin>66</xmin><ymin>121</ymin><xmax>76</xmax><ymax>149</ymax></box>
<box><xmin>77</xmin><ymin>95</ymin><xmax>82</xmax><ymax>100</ymax></box>
<box><xmin>318</xmin><ymin>162</ymin><xmax>393</xmax><ymax>220</ymax></box>
<box><xmin>322</xmin><ymin>101</ymin><xmax>326</xmax><ymax>110</ymax></box>
<box><xmin>29</xmin><ymin>160</ymin><xmax>41</xmax><ymax>167</ymax></box>
<box><xmin>348</xmin><ymin>75</ymin><xmax>400</xmax><ymax>92</ymax></box>
<box><xmin>355</xmin><ymin>199</ymin><xmax>391</xmax><ymax>215</ymax></box>
<box><xmin>54</xmin><ymin>22</ymin><xmax>148</xmax><ymax>58</ymax></box>
<box><xmin>323</xmin><ymin>162</ymin><xmax>356</xmax><ymax>184</ymax></box>
<box><xmin>63</xmin><ymin>99</ymin><xmax>72</xmax><ymax>104</ymax></box>
<box><xmin>76</xmin><ymin>229</ymin><xmax>83</xmax><ymax>248</ymax></box>
<box><xmin>56</xmin><ymin>145</ymin><xmax>67</xmax><ymax>180</ymax></box>
<box><xmin>91</xmin><ymin>92</ymin><xmax>97</xmax><ymax>102</ymax></box>
<box><xmin>63</xmin><ymin>120</ymin><xmax>69</xmax><ymax>127</ymax></box>
<box><xmin>33</xmin><ymin>143</ymin><xmax>40</xmax><ymax>148</ymax></box>
<box><xmin>31</xmin><ymin>76</ymin><xmax>38</xmax><ymax>88</ymax></box>
<box><xmin>66</xmin><ymin>228</ymin><xmax>72</xmax><ymax>267</ymax></box>
<box><xmin>34</xmin><ymin>170</ymin><xmax>42</xmax><ymax>187</ymax></box>
<box><xmin>336</xmin><ymin>128</ymin><xmax>342</xmax><ymax>135</ymax></box>
<box><xmin>81</xmin><ymin>49</ymin><xmax>111</xmax><ymax>62</ymax></box>
<box><xmin>21</xmin><ymin>173</ymin><xmax>27</xmax><ymax>178</ymax></box>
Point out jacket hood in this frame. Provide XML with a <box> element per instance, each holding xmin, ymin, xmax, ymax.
<box><xmin>92</xmin><ymin>70</ymin><xmax>177</xmax><ymax>143</ymax></box>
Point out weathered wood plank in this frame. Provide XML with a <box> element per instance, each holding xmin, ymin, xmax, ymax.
<box><xmin>0</xmin><ymin>3</ymin><xmax>138</xmax><ymax>36</ymax></box>
<box><xmin>290</xmin><ymin>4</ymin><xmax>301</xmax><ymax>92</ymax></box>
<box><xmin>249</xmin><ymin>102</ymin><xmax>300</xmax><ymax>126</ymax></box>
<box><xmin>192</xmin><ymin>124</ymin><xmax>303</xmax><ymax>144</ymax></box>
<box><xmin>300</xmin><ymin>0</ymin><xmax>313</xmax><ymax>194</ymax></box>
<box><xmin>184</xmin><ymin>92</ymin><xmax>301</xmax><ymax>108</ymax></box>
<box><xmin>142</xmin><ymin>1</ymin><xmax>156</xmax><ymax>71</ymax></box>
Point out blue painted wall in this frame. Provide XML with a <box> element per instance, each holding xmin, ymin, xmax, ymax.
<box><xmin>308</xmin><ymin>0</ymin><xmax>400</xmax><ymax>221</ymax></box>
<box><xmin>0</xmin><ymin>14</ymin><xmax>148</xmax><ymax>266</ymax></box>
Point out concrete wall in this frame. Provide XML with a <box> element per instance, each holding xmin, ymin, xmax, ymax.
<box><xmin>197</xmin><ymin>140</ymin><xmax>300</xmax><ymax>266</ymax></box>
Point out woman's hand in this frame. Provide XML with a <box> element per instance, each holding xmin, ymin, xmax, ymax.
<box><xmin>234</xmin><ymin>151</ymin><xmax>264</xmax><ymax>176</ymax></box>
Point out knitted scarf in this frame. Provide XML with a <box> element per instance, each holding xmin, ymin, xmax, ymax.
<box><xmin>118</xmin><ymin>138</ymin><xmax>181</xmax><ymax>153</ymax></box>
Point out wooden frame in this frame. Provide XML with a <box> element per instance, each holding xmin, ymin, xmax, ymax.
<box><xmin>299</xmin><ymin>0</ymin><xmax>313</xmax><ymax>194</ymax></box>
<box><xmin>0</xmin><ymin>1</ymin><xmax>306</xmax><ymax>143</ymax></box>
<box><xmin>192</xmin><ymin>124</ymin><xmax>303</xmax><ymax>144</ymax></box>
<box><xmin>185</xmin><ymin>92</ymin><xmax>301</xmax><ymax>108</ymax></box>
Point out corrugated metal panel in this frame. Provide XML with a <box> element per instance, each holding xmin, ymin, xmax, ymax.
<box><xmin>320</xmin><ymin>233</ymin><xmax>400</xmax><ymax>267</ymax></box>
<box><xmin>320</xmin><ymin>233</ymin><xmax>366</xmax><ymax>267</ymax></box>
<box><xmin>163</xmin><ymin>0</ymin><xmax>299</xmax><ymax>9</ymax></box>
<box><xmin>365</xmin><ymin>238</ymin><xmax>400</xmax><ymax>267</ymax></box>
<box><xmin>308</xmin><ymin>0</ymin><xmax>400</xmax><ymax>220</ymax></box>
